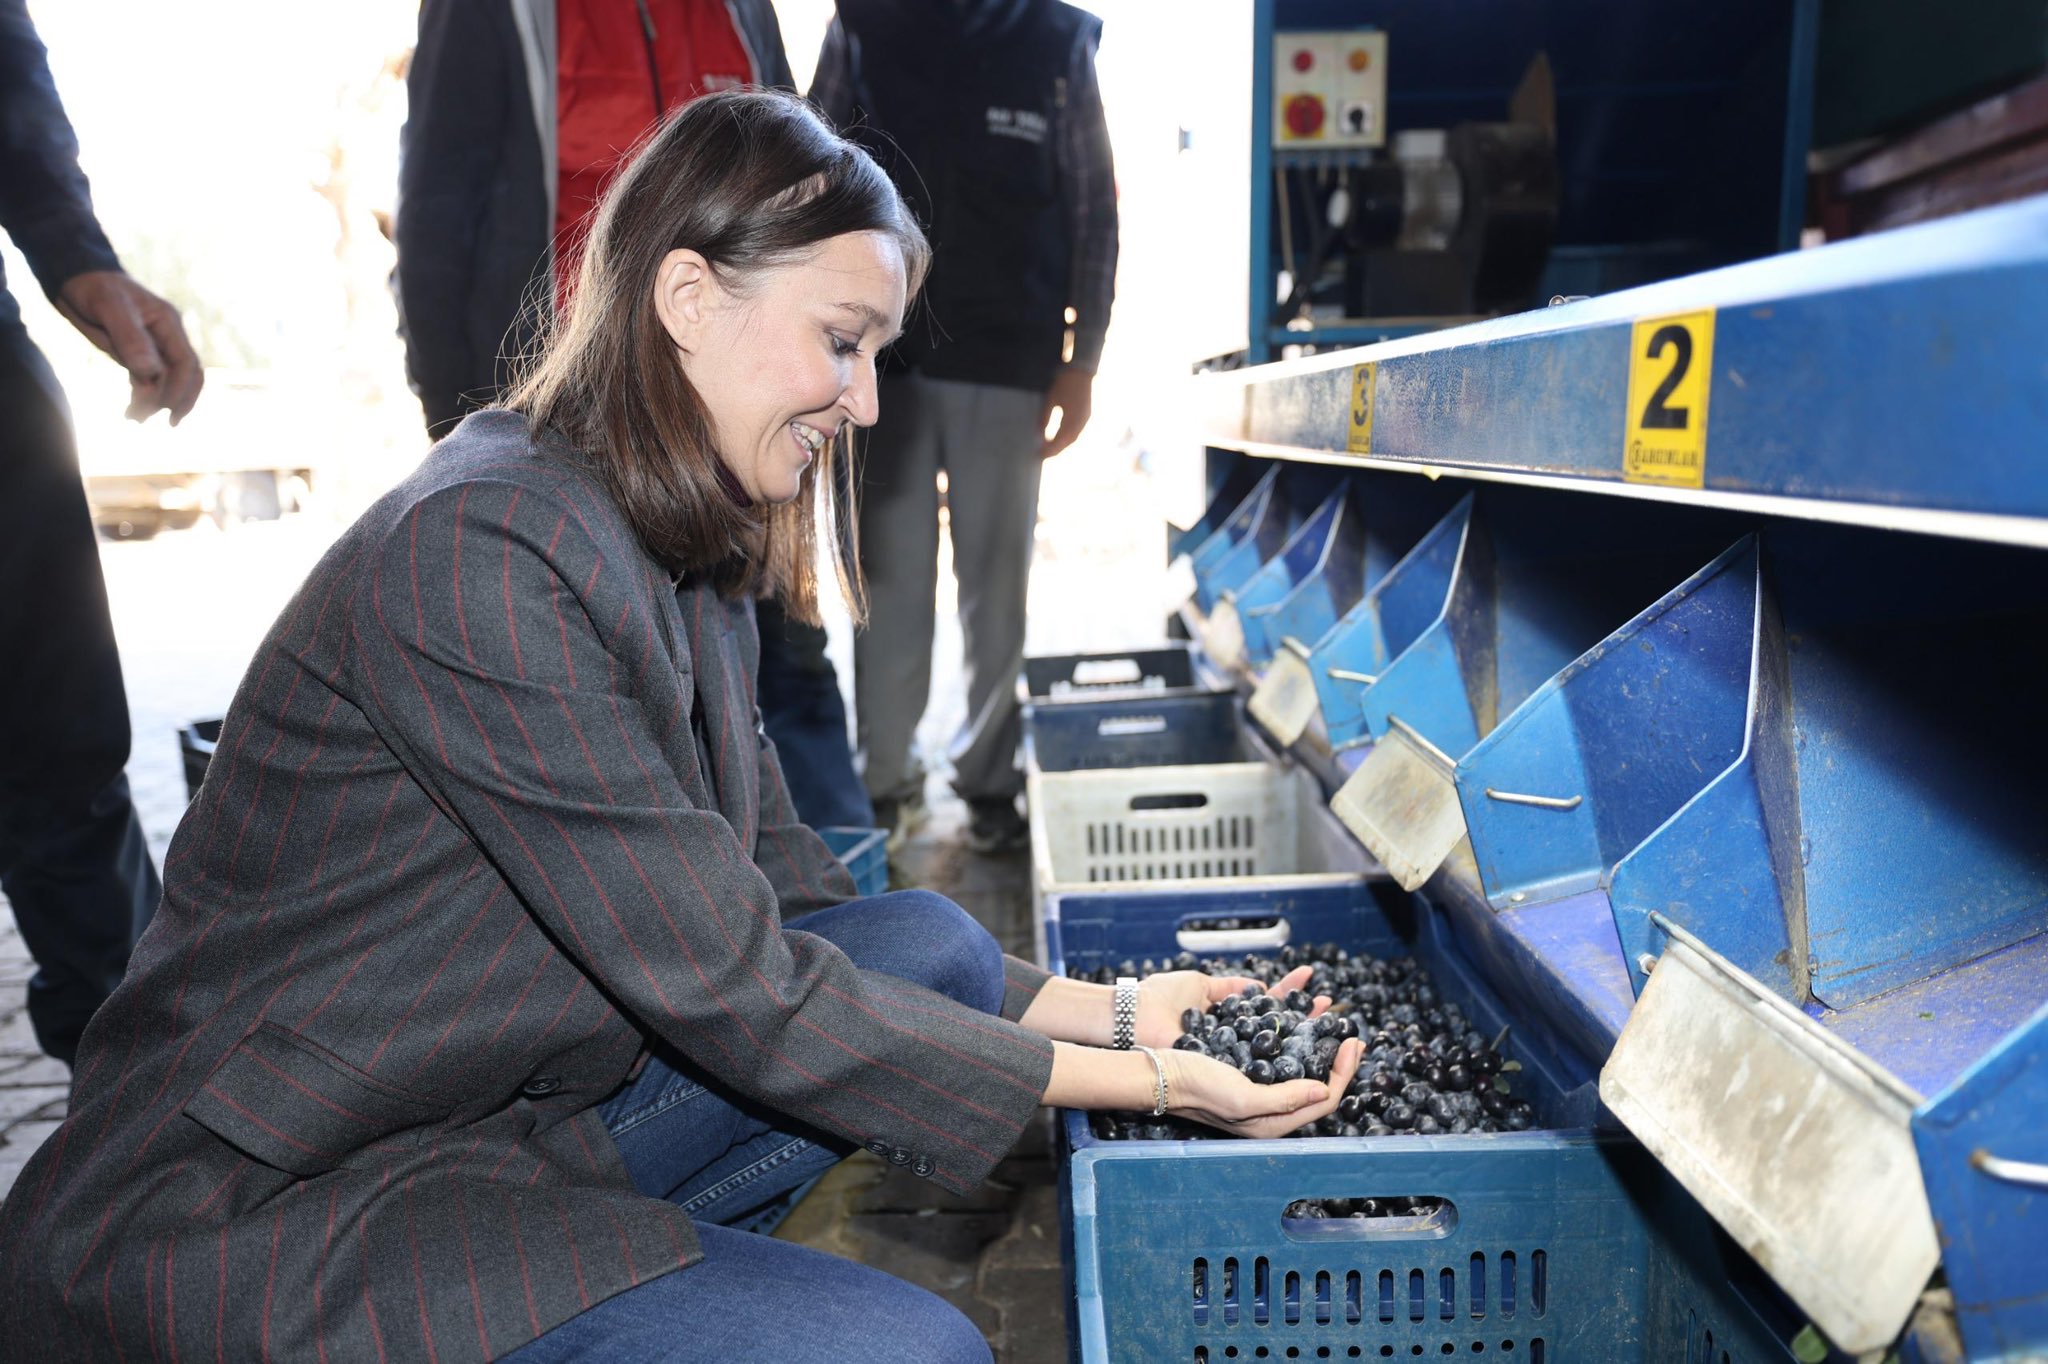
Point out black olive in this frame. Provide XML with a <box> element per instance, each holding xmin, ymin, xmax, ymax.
<box><xmin>1272</xmin><ymin>1055</ymin><xmax>1305</xmax><ymax>1083</ymax></box>
<box><xmin>1244</xmin><ymin>1058</ymin><xmax>1275</xmax><ymax>1084</ymax></box>
<box><xmin>1250</xmin><ymin>1030</ymin><xmax>1281</xmax><ymax>1059</ymax></box>
<box><xmin>1382</xmin><ymin>1100</ymin><xmax>1415</xmax><ymax>1130</ymax></box>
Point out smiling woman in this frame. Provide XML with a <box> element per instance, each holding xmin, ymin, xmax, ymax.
<box><xmin>0</xmin><ymin>90</ymin><xmax>1355</xmax><ymax>1364</ymax></box>
<box><xmin>507</xmin><ymin>92</ymin><xmax>928</xmax><ymax>627</ymax></box>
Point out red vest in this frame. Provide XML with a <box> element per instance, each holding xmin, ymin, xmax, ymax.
<box><xmin>554</xmin><ymin>0</ymin><xmax>756</xmax><ymax>285</ymax></box>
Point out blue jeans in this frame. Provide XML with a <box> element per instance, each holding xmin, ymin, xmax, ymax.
<box><xmin>506</xmin><ymin>890</ymin><xmax>1006</xmax><ymax>1363</ymax></box>
<box><xmin>757</xmin><ymin>599</ymin><xmax>874</xmax><ymax>830</ymax></box>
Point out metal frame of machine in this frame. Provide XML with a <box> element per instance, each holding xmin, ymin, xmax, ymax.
<box><xmin>1246</xmin><ymin>0</ymin><xmax>1824</xmax><ymax>363</ymax></box>
<box><xmin>1165</xmin><ymin>195</ymin><xmax>2048</xmax><ymax>1360</ymax></box>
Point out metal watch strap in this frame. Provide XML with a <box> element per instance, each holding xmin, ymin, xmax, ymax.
<box><xmin>1111</xmin><ymin>976</ymin><xmax>1139</xmax><ymax>1050</ymax></box>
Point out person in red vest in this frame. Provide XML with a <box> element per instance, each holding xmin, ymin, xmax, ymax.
<box><xmin>396</xmin><ymin>1</ymin><xmax>876</xmax><ymax>837</ymax></box>
<box><xmin>395</xmin><ymin>0</ymin><xmax>793</xmax><ymax>439</ymax></box>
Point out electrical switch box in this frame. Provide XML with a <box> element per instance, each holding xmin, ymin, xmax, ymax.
<box><xmin>1271</xmin><ymin>29</ymin><xmax>1388</xmax><ymax>150</ymax></box>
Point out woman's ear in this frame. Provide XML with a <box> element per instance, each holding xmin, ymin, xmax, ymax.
<box><xmin>652</xmin><ymin>248</ymin><xmax>714</xmax><ymax>353</ymax></box>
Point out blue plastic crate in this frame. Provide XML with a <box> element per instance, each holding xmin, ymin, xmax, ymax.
<box><xmin>1025</xmin><ymin>691</ymin><xmax>1251</xmax><ymax>774</ymax></box>
<box><xmin>1020</xmin><ymin>644</ymin><xmax>1209</xmax><ymax>707</ymax></box>
<box><xmin>1046</xmin><ymin>884</ymin><xmax>1801</xmax><ymax>1364</ymax></box>
<box><xmin>820</xmin><ymin>826</ymin><xmax>888</xmax><ymax>898</ymax></box>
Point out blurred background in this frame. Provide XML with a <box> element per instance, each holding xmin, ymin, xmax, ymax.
<box><xmin>9</xmin><ymin>0</ymin><xmax>1261</xmax><ymax>867</ymax></box>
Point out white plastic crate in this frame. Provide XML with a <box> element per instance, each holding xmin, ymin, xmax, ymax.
<box><xmin>1027</xmin><ymin>758</ymin><xmax>1371</xmax><ymax>897</ymax></box>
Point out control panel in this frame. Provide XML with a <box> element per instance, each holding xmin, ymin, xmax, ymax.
<box><xmin>1271</xmin><ymin>29</ymin><xmax>1388</xmax><ymax>150</ymax></box>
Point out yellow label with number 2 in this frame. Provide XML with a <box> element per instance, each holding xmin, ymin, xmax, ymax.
<box><xmin>1623</xmin><ymin>310</ymin><xmax>1715</xmax><ymax>488</ymax></box>
<box><xmin>1347</xmin><ymin>362</ymin><xmax>1375</xmax><ymax>454</ymax></box>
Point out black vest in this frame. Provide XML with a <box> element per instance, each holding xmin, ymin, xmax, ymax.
<box><xmin>840</xmin><ymin>0</ymin><xmax>1097</xmax><ymax>392</ymax></box>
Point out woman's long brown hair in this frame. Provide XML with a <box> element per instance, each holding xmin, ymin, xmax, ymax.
<box><xmin>506</xmin><ymin>89</ymin><xmax>928</xmax><ymax>624</ymax></box>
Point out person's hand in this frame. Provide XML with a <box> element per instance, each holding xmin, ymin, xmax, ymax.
<box><xmin>1039</xmin><ymin>367</ymin><xmax>1093</xmax><ymax>459</ymax></box>
<box><xmin>1161</xmin><ymin>1037</ymin><xmax>1364</xmax><ymax>1139</ymax></box>
<box><xmin>1135</xmin><ymin>964</ymin><xmax>1331</xmax><ymax>1049</ymax></box>
<box><xmin>55</xmin><ymin>271</ymin><xmax>204</xmax><ymax>425</ymax></box>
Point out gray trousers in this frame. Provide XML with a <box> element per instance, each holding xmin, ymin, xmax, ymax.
<box><xmin>855</xmin><ymin>373</ymin><xmax>1044</xmax><ymax>805</ymax></box>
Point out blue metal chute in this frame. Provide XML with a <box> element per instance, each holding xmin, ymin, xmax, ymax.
<box><xmin>1309</xmin><ymin>493</ymin><xmax>1474</xmax><ymax>749</ymax></box>
<box><xmin>1351</xmin><ymin>488</ymin><xmax>1734</xmax><ymax>765</ymax></box>
<box><xmin>1234</xmin><ymin>487</ymin><xmax>1365</xmax><ymax>665</ymax></box>
<box><xmin>1465</xmin><ymin>538</ymin><xmax>1763</xmax><ymax>914</ymax></box>
<box><xmin>1190</xmin><ymin>466</ymin><xmax>1347</xmax><ymax>615</ymax></box>
<box><xmin>1912</xmin><ymin>1000</ymin><xmax>2048</xmax><ymax>1361</ymax></box>
<box><xmin>1188</xmin><ymin>465</ymin><xmax>1281</xmax><ymax>612</ymax></box>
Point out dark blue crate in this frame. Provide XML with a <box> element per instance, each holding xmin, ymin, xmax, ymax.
<box><xmin>1025</xmin><ymin>691</ymin><xmax>1251</xmax><ymax>773</ymax></box>
<box><xmin>1047</xmin><ymin>883</ymin><xmax>1799</xmax><ymax>1363</ymax></box>
<box><xmin>820</xmin><ymin>827</ymin><xmax>888</xmax><ymax>898</ymax></box>
<box><xmin>1020</xmin><ymin>644</ymin><xmax>1208</xmax><ymax>705</ymax></box>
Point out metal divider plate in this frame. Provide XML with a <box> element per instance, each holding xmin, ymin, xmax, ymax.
<box><xmin>1328</xmin><ymin>721</ymin><xmax>1466</xmax><ymax>891</ymax></box>
<box><xmin>1600</xmin><ymin>928</ymin><xmax>1940</xmax><ymax>1355</ymax></box>
<box><xmin>1202</xmin><ymin>597</ymin><xmax>1248</xmax><ymax>674</ymax></box>
<box><xmin>1247</xmin><ymin>646</ymin><xmax>1320</xmax><ymax>747</ymax></box>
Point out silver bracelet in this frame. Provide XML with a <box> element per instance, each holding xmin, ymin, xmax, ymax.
<box><xmin>1133</xmin><ymin>1044</ymin><xmax>1169</xmax><ymax>1117</ymax></box>
<box><xmin>1111</xmin><ymin>976</ymin><xmax>1139</xmax><ymax>1050</ymax></box>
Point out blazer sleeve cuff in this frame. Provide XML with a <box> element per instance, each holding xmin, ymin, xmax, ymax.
<box><xmin>1000</xmin><ymin>954</ymin><xmax>1053</xmax><ymax>1022</ymax></box>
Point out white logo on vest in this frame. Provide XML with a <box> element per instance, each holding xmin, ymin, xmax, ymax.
<box><xmin>985</xmin><ymin>107</ymin><xmax>1049</xmax><ymax>144</ymax></box>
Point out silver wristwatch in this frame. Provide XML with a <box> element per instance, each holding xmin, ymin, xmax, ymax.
<box><xmin>1111</xmin><ymin>976</ymin><xmax>1139</xmax><ymax>1050</ymax></box>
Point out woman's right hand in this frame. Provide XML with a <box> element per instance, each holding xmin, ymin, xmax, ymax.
<box><xmin>1162</xmin><ymin>1037</ymin><xmax>1364</xmax><ymax>1140</ymax></box>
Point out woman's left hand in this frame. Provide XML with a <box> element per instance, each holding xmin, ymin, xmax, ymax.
<box><xmin>1134</xmin><ymin>965</ymin><xmax>1331</xmax><ymax>1049</ymax></box>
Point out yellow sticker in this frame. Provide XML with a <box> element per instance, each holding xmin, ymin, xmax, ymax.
<box><xmin>1347</xmin><ymin>362</ymin><xmax>1375</xmax><ymax>454</ymax></box>
<box><xmin>1623</xmin><ymin>310</ymin><xmax>1715</xmax><ymax>488</ymax></box>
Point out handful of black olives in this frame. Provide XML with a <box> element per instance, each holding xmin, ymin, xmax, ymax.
<box><xmin>1070</xmin><ymin>943</ymin><xmax>1536</xmax><ymax>1141</ymax></box>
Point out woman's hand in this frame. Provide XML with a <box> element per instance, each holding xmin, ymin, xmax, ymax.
<box><xmin>1161</xmin><ymin>1037</ymin><xmax>1365</xmax><ymax>1139</ymax></box>
<box><xmin>1135</xmin><ymin>965</ymin><xmax>1331</xmax><ymax>1049</ymax></box>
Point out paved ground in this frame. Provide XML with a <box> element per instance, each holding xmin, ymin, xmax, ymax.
<box><xmin>0</xmin><ymin>432</ymin><xmax>1169</xmax><ymax>1359</ymax></box>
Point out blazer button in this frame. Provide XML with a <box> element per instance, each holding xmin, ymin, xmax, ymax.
<box><xmin>888</xmin><ymin>1147</ymin><xmax>913</xmax><ymax>1166</ymax></box>
<box><xmin>911</xmin><ymin>1156</ymin><xmax>935</xmax><ymax>1178</ymax></box>
<box><xmin>864</xmin><ymin>1139</ymin><xmax>891</xmax><ymax>1158</ymax></box>
<box><xmin>521</xmin><ymin>1075</ymin><xmax>561</xmax><ymax>1097</ymax></box>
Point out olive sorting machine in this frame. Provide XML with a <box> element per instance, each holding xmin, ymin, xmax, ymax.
<box><xmin>1037</xmin><ymin>196</ymin><xmax>2048</xmax><ymax>1362</ymax></box>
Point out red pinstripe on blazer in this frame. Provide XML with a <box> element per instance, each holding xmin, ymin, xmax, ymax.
<box><xmin>0</xmin><ymin>411</ymin><xmax>1057</xmax><ymax>1363</ymax></box>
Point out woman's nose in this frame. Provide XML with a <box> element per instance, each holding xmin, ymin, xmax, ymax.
<box><xmin>842</xmin><ymin>363</ymin><xmax>880</xmax><ymax>428</ymax></box>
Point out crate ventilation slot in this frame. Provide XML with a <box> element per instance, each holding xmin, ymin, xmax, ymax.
<box><xmin>1193</xmin><ymin>1251</ymin><xmax>1548</xmax><ymax>1337</ymax></box>
<box><xmin>1083</xmin><ymin>814</ymin><xmax>1259</xmax><ymax>882</ymax></box>
<box><xmin>1192</xmin><ymin>1342</ymin><xmax>1545</xmax><ymax>1359</ymax></box>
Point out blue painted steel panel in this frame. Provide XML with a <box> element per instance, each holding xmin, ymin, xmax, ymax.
<box><xmin>1230</xmin><ymin>197</ymin><xmax>2048</xmax><ymax>521</ymax></box>
<box><xmin>1317</xmin><ymin>496</ymin><xmax>1473</xmax><ymax>747</ymax></box>
<box><xmin>1822</xmin><ymin>933</ymin><xmax>2048</xmax><ymax>1101</ymax></box>
<box><xmin>1234</xmin><ymin>489</ymin><xmax>1354</xmax><ymax>663</ymax></box>
<box><xmin>1250</xmin><ymin>493</ymin><xmax>1372</xmax><ymax>664</ymax></box>
<box><xmin>1765</xmin><ymin>530</ymin><xmax>2048</xmax><ymax>1011</ymax></box>
<box><xmin>1462</xmin><ymin>541</ymin><xmax>1757</xmax><ymax>917</ymax></box>
<box><xmin>1913</xmin><ymin>1001</ymin><xmax>2048</xmax><ymax>1360</ymax></box>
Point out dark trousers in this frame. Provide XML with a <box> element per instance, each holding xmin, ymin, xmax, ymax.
<box><xmin>0</xmin><ymin>306</ymin><xmax>160</xmax><ymax>1066</ymax></box>
<box><xmin>756</xmin><ymin>597</ymin><xmax>873</xmax><ymax>830</ymax></box>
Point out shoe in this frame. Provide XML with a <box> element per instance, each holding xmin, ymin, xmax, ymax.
<box><xmin>872</xmin><ymin>790</ymin><xmax>929</xmax><ymax>854</ymax></box>
<box><xmin>965</xmin><ymin>797</ymin><xmax>1030</xmax><ymax>855</ymax></box>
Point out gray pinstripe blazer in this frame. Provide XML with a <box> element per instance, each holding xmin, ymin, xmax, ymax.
<box><xmin>0</xmin><ymin>410</ymin><xmax>1057</xmax><ymax>1362</ymax></box>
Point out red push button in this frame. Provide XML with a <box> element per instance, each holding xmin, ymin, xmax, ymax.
<box><xmin>1292</xmin><ymin>48</ymin><xmax>1314</xmax><ymax>73</ymax></box>
<box><xmin>1284</xmin><ymin>93</ymin><xmax>1326</xmax><ymax>138</ymax></box>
